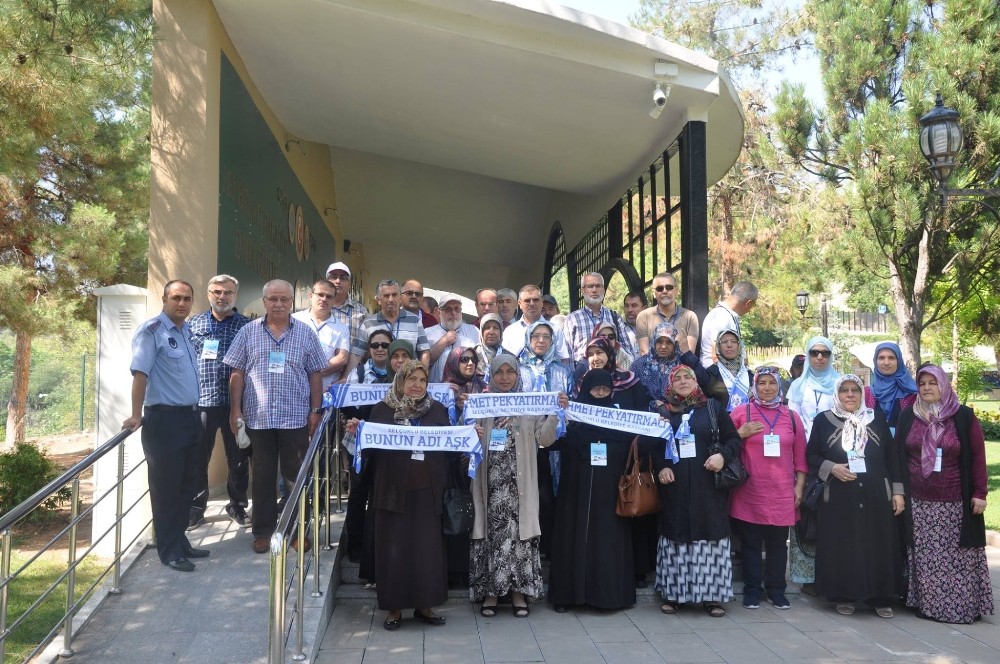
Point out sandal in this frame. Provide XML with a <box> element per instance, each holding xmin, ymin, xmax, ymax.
<box><xmin>836</xmin><ymin>603</ymin><xmax>855</xmax><ymax>616</ymax></box>
<box><xmin>480</xmin><ymin>603</ymin><xmax>497</xmax><ymax>618</ymax></box>
<box><xmin>660</xmin><ymin>602</ymin><xmax>679</xmax><ymax>615</ymax></box>
<box><xmin>513</xmin><ymin>604</ymin><xmax>529</xmax><ymax>618</ymax></box>
<box><xmin>703</xmin><ymin>603</ymin><xmax>725</xmax><ymax>618</ymax></box>
<box><xmin>875</xmin><ymin>606</ymin><xmax>894</xmax><ymax>619</ymax></box>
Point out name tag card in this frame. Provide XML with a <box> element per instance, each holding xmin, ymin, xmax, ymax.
<box><xmin>489</xmin><ymin>429</ymin><xmax>507</xmax><ymax>452</ymax></box>
<box><xmin>411</xmin><ymin>451</ymin><xmax>425</xmax><ymax>461</ymax></box>
<box><xmin>763</xmin><ymin>434</ymin><xmax>781</xmax><ymax>457</ymax></box>
<box><xmin>268</xmin><ymin>350</ymin><xmax>285</xmax><ymax>374</ymax></box>
<box><xmin>590</xmin><ymin>442</ymin><xmax>607</xmax><ymax>466</ymax></box>
<box><xmin>934</xmin><ymin>448</ymin><xmax>942</xmax><ymax>473</ymax></box>
<box><xmin>202</xmin><ymin>339</ymin><xmax>219</xmax><ymax>360</ymax></box>
<box><xmin>847</xmin><ymin>450</ymin><xmax>866</xmax><ymax>474</ymax></box>
<box><xmin>679</xmin><ymin>435</ymin><xmax>697</xmax><ymax>459</ymax></box>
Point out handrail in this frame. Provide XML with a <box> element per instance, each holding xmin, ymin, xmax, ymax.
<box><xmin>0</xmin><ymin>429</ymin><xmax>131</xmax><ymax>532</ymax></box>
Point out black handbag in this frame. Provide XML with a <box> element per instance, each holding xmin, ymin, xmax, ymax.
<box><xmin>795</xmin><ymin>474</ymin><xmax>826</xmax><ymax>549</ymax></box>
<box><xmin>442</xmin><ymin>486</ymin><xmax>474</xmax><ymax>535</ymax></box>
<box><xmin>706</xmin><ymin>401</ymin><xmax>748</xmax><ymax>490</ymax></box>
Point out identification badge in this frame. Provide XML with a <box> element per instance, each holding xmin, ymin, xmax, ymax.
<box><xmin>763</xmin><ymin>434</ymin><xmax>781</xmax><ymax>457</ymax></box>
<box><xmin>411</xmin><ymin>451</ymin><xmax>425</xmax><ymax>461</ymax></box>
<box><xmin>489</xmin><ymin>429</ymin><xmax>507</xmax><ymax>452</ymax></box>
<box><xmin>679</xmin><ymin>435</ymin><xmax>697</xmax><ymax>459</ymax></box>
<box><xmin>201</xmin><ymin>339</ymin><xmax>219</xmax><ymax>360</ymax></box>
<box><xmin>934</xmin><ymin>448</ymin><xmax>942</xmax><ymax>473</ymax></box>
<box><xmin>847</xmin><ymin>450</ymin><xmax>867</xmax><ymax>473</ymax></box>
<box><xmin>889</xmin><ymin>426</ymin><xmax>896</xmax><ymax>439</ymax></box>
<box><xmin>268</xmin><ymin>350</ymin><xmax>286</xmax><ymax>374</ymax></box>
<box><xmin>590</xmin><ymin>442</ymin><xmax>607</xmax><ymax>466</ymax></box>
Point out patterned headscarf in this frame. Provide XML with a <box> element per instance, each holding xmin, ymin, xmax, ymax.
<box><xmin>871</xmin><ymin>342</ymin><xmax>917</xmax><ymax>417</ymax></box>
<box><xmin>715</xmin><ymin>329</ymin><xmax>750</xmax><ymax>397</ymax></box>
<box><xmin>585</xmin><ymin>336</ymin><xmax>639</xmax><ymax>391</ymax></box>
<box><xmin>476</xmin><ymin>314</ymin><xmax>505</xmax><ymax>378</ymax></box>
<box><xmin>665</xmin><ymin>364</ymin><xmax>707</xmax><ymax>411</ymax></box>
<box><xmin>750</xmin><ymin>366</ymin><xmax>783</xmax><ymax>409</ymax></box>
<box><xmin>633</xmin><ymin>322</ymin><xmax>681</xmax><ymax>399</ymax></box>
<box><xmin>831</xmin><ymin>375</ymin><xmax>875</xmax><ymax>456</ymax></box>
<box><xmin>443</xmin><ymin>346</ymin><xmax>486</xmax><ymax>394</ymax></box>
<box><xmin>383</xmin><ymin>360</ymin><xmax>433</xmax><ymax>424</ymax></box>
<box><xmin>913</xmin><ymin>364</ymin><xmax>961</xmax><ymax>478</ymax></box>
<box><xmin>787</xmin><ymin>336</ymin><xmax>839</xmax><ymax>403</ymax></box>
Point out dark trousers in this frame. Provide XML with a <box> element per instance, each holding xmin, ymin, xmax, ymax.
<box><xmin>736</xmin><ymin>519</ymin><xmax>789</xmax><ymax>593</ymax></box>
<box><xmin>345</xmin><ymin>458</ymin><xmax>370</xmax><ymax>556</ymax></box>
<box><xmin>141</xmin><ymin>409</ymin><xmax>201</xmax><ymax>563</ymax></box>
<box><xmin>248</xmin><ymin>427</ymin><xmax>307</xmax><ymax>539</ymax></box>
<box><xmin>192</xmin><ymin>406</ymin><xmax>250</xmax><ymax>514</ymax></box>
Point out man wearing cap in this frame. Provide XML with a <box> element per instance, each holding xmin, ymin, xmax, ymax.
<box><xmin>401</xmin><ymin>278</ymin><xmax>438</xmax><ymax>328</ymax></box>
<box><xmin>325</xmin><ymin>261</ymin><xmax>369</xmax><ymax>379</ymax></box>
<box><xmin>426</xmin><ymin>293</ymin><xmax>481</xmax><ymax>382</ymax></box>
<box><xmin>562</xmin><ymin>272</ymin><xmax>636</xmax><ymax>363</ymax></box>
<box><xmin>541</xmin><ymin>294</ymin><xmax>560</xmax><ymax>319</ymax></box>
<box><xmin>357</xmin><ymin>279</ymin><xmax>431</xmax><ymax>366</ymax></box>
<box><xmin>122</xmin><ymin>280</ymin><xmax>209</xmax><ymax>572</ymax></box>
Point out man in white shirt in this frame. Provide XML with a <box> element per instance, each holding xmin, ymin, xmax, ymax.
<box><xmin>699</xmin><ymin>280</ymin><xmax>758</xmax><ymax>367</ymax></box>
<box><xmin>502</xmin><ymin>284</ymin><xmax>570</xmax><ymax>360</ymax></box>
<box><xmin>426</xmin><ymin>292</ymin><xmax>481</xmax><ymax>382</ymax></box>
<box><xmin>292</xmin><ymin>279</ymin><xmax>351</xmax><ymax>388</ymax></box>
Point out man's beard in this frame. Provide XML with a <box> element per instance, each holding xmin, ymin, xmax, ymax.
<box><xmin>584</xmin><ymin>294</ymin><xmax>603</xmax><ymax>307</ymax></box>
<box><xmin>440</xmin><ymin>317</ymin><xmax>462</xmax><ymax>332</ymax></box>
<box><xmin>211</xmin><ymin>303</ymin><xmax>233</xmax><ymax>316</ymax></box>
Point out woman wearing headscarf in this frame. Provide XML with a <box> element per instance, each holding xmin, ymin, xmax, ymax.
<box><xmin>444</xmin><ymin>346</ymin><xmax>488</xmax><ymax>400</ymax></box>
<box><xmin>896</xmin><ymin>365</ymin><xmax>993</xmax><ymax>624</ymax></box>
<box><xmin>592</xmin><ymin>320</ymin><xmax>634</xmax><ymax>371</ymax></box>
<box><xmin>807</xmin><ymin>375</ymin><xmax>904</xmax><ymax>618</ymax></box>
<box><xmin>786</xmin><ymin>336</ymin><xmax>840</xmax><ymax>591</ymax></box>
<box><xmin>630</xmin><ymin>322</ymin><xmax>711</xmax><ymax>410</ymax></box>
<box><xmin>574</xmin><ymin>337</ymin><xmax>650</xmax><ymax>409</ymax></box>
<box><xmin>865</xmin><ymin>342</ymin><xmax>917</xmax><ymax>432</ymax></box>
<box><xmin>548</xmin><ymin>369</ymin><xmax>647</xmax><ymax>612</ymax></box>
<box><xmin>704</xmin><ymin>329</ymin><xmax>751</xmax><ymax>411</ymax></box>
<box><xmin>366</xmin><ymin>360</ymin><xmax>453</xmax><ymax>630</ymax></box>
<box><xmin>654</xmin><ymin>364</ymin><xmax>742</xmax><ymax>617</ymax></box>
<box><xmin>729</xmin><ymin>367</ymin><xmax>807</xmax><ymax>610</ymax></box>
<box><xmin>474</xmin><ymin>314</ymin><xmax>507</xmax><ymax>383</ymax></box>
<box><xmin>470</xmin><ymin>354</ymin><xmax>567</xmax><ymax>617</ymax></box>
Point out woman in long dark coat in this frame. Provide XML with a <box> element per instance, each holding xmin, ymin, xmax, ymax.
<box><xmin>548</xmin><ymin>369</ymin><xmax>639</xmax><ymax>612</ymax></box>
<box><xmin>653</xmin><ymin>364</ymin><xmax>742</xmax><ymax>618</ymax></box>
<box><xmin>807</xmin><ymin>374</ymin><xmax>905</xmax><ymax>618</ymax></box>
<box><xmin>365</xmin><ymin>360</ymin><xmax>453</xmax><ymax>630</ymax></box>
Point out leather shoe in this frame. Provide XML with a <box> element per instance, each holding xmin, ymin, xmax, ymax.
<box><xmin>165</xmin><ymin>558</ymin><xmax>195</xmax><ymax>572</ymax></box>
<box><xmin>383</xmin><ymin>615</ymin><xmax>401</xmax><ymax>631</ymax></box>
<box><xmin>290</xmin><ymin>537</ymin><xmax>312</xmax><ymax>554</ymax></box>
<box><xmin>253</xmin><ymin>537</ymin><xmax>269</xmax><ymax>554</ymax></box>
<box><xmin>184</xmin><ymin>547</ymin><xmax>210</xmax><ymax>559</ymax></box>
<box><xmin>186</xmin><ymin>512</ymin><xmax>204</xmax><ymax>531</ymax></box>
<box><xmin>413</xmin><ymin>610</ymin><xmax>445</xmax><ymax>626</ymax></box>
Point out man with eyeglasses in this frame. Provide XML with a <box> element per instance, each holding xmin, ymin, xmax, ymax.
<box><xmin>225</xmin><ymin>280</ymin><xmax>327</xmax><ymax>554</ymax></box>
<box><xmin>293</xmin><ymin>279</ymin><xmax>351</xmax><ymax>388</ymax></box>
<box><xmin>699</xmin><ymin>280</ymin><xmax>758</xmax><ymax>368</ymax></box>
<box><xmin>635</xmin><ymin>272</ymin><xmax>700</xmax><ymax>357</ymax></box>
<box><xmin>501</xmin><ymin>284</ymin><xmax>570</xmax><ymax>360</ymax></box>
<box><xmin>426</xmin><ymin>292</ymin><xmax>481</xmax><ymax>382</ymax></box>
<box><xmin>357</xmin><ymin>279</ymin><xmax>431</xmax><ymax>367</ymax></box>
<box><xmin>326</xmin><ymin>262</ymin><xmax>370</xmax><ymax>379</ymax></box>
<box><xmin>562</xmin><ymin>272</ymin><xmax>635</xmax><ymax>363</ymax></box>
<box><xmin>187</xmin><ymin>274</ymin><xmax>251</xmax><ymax>529</ymax></box>
<box><xmin>401</xmin><ymin>278</ymin><xmax>438</xmax><ymax>328</ymax></box>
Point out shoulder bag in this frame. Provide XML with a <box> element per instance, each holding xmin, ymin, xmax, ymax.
<box><xmin>616</xmin><ymin>436</ymin><xmax>661</xmax><ymax>517</ymax></box>
<box><xmin>707</xmin><ymin>400</ymin><xmax>748</xmax><ymax>490</ymax></box>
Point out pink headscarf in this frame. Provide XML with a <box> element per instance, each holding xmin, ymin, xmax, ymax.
<box><xmin>912</xmin><ymin>365</ymin><xmax>960</xmax><ymax>478</ymax></box>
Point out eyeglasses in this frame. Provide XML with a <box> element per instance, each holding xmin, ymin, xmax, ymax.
<box><xmin>402</xmin><ymin>290</ymin><xmax>423</xmax><ymax>297</ymax></box>
<box><xmin>530</xmin><ymin>334</ymin><xmax>552</xmax><ymax>341</ymax></box>
<box><xmin>654</xmin><ymin>284</ymin><xmax>676</xmax><ymax>292</ymax></box>
<box><xmin>327</xmin><ymin>273</ymin><xmax>350</xmax><ymax>281</ymax></box>
<box><xmin>369</xmin><ymin>342</ymin><xmax>391</xmax><ymax>350</ymax></box>
<box><xmin>208</xmin><ymin>289</ymin><xmax>236</xmax><ymax>297</ymax></box>
<box><xmin>809</xmin><ymin>349</ymin><xmax>832</xmax><ymax>358</ymax></box>
<box><xmin>458</xmin><ymin>356</ymin><xmax>477</xmax><ymax>364</ymax></box>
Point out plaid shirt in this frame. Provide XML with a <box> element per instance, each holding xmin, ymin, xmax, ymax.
<box><xmin>188</xmin><ymin>309</ymin><xmax>249</xmax><ymax>407</ymax></box>
<box><xmin>331</xmin><ymin>297</ymin><xmax>370</xmax><ymax>357</ymax></box>
<box><xmin>358</xmin><ymin>309</ymin><xmax>430</xmax><ymax>355</ymax></box>
<box><xmin>562</xmin><ymin>306</ymin><xmax>636</xmax><ymax>361</ymax></box>
<box><xmin>223</xmin><ymin>317</ymin><xmax>327</xmax><ymax>430</ymax></box>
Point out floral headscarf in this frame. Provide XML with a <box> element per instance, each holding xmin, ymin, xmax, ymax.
<box><xmin>831</xmin><ymin>375</ymin><xmax>875</xmax><ymax>456</ymax></box>
<box><xmin>665</xmin><ymin>364</ymin><xmax>707</xmax><ymax>411</ymax></box>
<box><xmin>750</xmin><ymin>366</ymin><xmax>783</xmax><ymax>409</ymax></box>
<box><xmin>715</xmin><ymin>329</ymin><xmax>750</xmax><ymax>399</ymax></box>
<box><xmin>442</xmin><ymin>346</ymin><xmax>486</xmax><ymax>394</ymax></box>
<box><xmin>913</xmin><ymin>364</ymin><xmax>961</xmax><ymax>478</ymax></box>
<box><xmin>633</xmin><ymin>322</ymin><xmax>681</xmax><ymax>399</ymax></box>
<box><xmin>383</xmin><ymin>360</ymin><xmax>433</xmax><ymax>424</ymax></box>
<box><xmin>475</xmin><ymin>314</ymin><xmax>505</xmax><ymax>378</ymax></box>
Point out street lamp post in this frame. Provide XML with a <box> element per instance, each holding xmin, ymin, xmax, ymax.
<box><xmin>794</xmin><ymin>290</ymin><xmax>828</xmax><ymax>337</ymax></box>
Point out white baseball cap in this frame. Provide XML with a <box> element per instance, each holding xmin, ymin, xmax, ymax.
<box><xmin>437</xmin><ymin>292</ymin><xmax>462</xmax><ymax>306</ymax></box>
<box><xmin>326</xmin><ymin>262</ymin><xmax>351</xmax><ymax>278</ymax></box>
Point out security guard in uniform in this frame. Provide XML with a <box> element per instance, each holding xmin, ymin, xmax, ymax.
<box><xmin>123</xmin><ymin>280</ymin><xmax>210</xmax><ymax>572</ymax></box>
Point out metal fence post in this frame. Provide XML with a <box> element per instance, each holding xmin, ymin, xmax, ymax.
<box><xmin>332</xmin><ymin>416</ymin><xmax>344</xmax><ymax>514</ymax></box>
<box><xmin>58</xmin><ymin>478</ymin><xmax>81</xmax><ymax>657</ymax></box>
<box><xmin>0</xmin><ymin>529</ymin><xmax>12</xmax><ymax>663</ymax></box>
<box><xmin>322</xmin><ymin>423</ymin><xmax>334</xmax><ymax>551</ymax></box>
<box><xmin>267</xmin><ymin>536</ymin><xmax>287</xmax><ymax>664</ymax></box>
<box><xmin>79</xmin><ymin>354</ymin><xmax>87</xmax><ymax>432</ymax></box>
<box><xmin>311</xmin><ymin>451</ymin><xmax>323</xmax><ymax>599</ymax></box>
<box><xmin>291</xmin><ymin>491</ymin><xmax>308</xmax><ymax>661</ymax></box>
<box><xmin>111</xmin><ymin>443</ymin><xmax>126</xmax><ymax>594</ymax></box>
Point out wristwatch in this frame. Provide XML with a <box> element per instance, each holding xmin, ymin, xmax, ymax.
<box><xmin>311</xmin><ymin>407</ymin><xmax>323</xmax><ymax>414</ymax></box>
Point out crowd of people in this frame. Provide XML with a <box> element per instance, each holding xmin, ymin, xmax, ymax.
<box><xmin>123</xmin><ymin>264</ymin><xmax>993</xmax><ymax>632</ymax></box>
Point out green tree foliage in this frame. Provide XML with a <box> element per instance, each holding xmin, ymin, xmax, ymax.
<box><xmin>773</xmin><ymin>0</ymin><xmax>1000</xmax><ymax>371</ymax></box>
<box><xmin>0</xmin><ymin>1</ymin><xmax>153</xmax><ymax>447</ymax></box>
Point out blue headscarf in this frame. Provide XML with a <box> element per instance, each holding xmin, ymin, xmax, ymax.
<box><xmin>871</xmin><ymin>342</ymin><xmax>916</xmax><ymax>416</ymax></box>
<box><xmin>518</xmin><ymin>321</ymin><xmax>570</xmax><ymax>393</ymax></box>
<box><xmin>787</xmin><ymin>336</ymin><xmax>839</xmax><ymax>403</ymax></box>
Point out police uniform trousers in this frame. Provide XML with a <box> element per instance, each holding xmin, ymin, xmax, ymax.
<box><xmin>142</xmin><ymin>409</ymin><xmax>201</xmax><ymax>563</ymax></box>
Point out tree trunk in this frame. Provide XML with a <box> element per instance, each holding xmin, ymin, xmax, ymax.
<box><xmin>3</xmin><ymin>331</ymin><xmax>33</xmax><ymax>450</ymax></box>
<box><xmin>720</xmin><ymin>193</ymin><xmax>735</xmax><ymax>295</ymax></box>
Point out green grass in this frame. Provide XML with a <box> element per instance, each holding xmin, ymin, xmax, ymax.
<box><xmin>969</xmin><ymin>400</ymin><xmax>1000</xmax><ymax>413</ymax></box>
<box><xmin>986</xmin><ymin>440</ymin><xmax>1000</xmax><ymax>533</ymax></box>
<box><xmin>3</xmin><ymin>552</ymin><xmax>104</xmax><ymax>663</ymax></box>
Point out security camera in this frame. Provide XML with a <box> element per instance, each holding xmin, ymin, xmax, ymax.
<box><xmin>653</xmin><ymin>84</ymin><xmax>668</xmax><ymax>107</ymax></box>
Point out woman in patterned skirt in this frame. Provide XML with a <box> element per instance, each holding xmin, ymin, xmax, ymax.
<box><xmin>469</xmin><ymin>354</ymin><xmax>567</xmax><ymax>617</ymax></box>
<box><xmin>896</xmin><ymin>364</ymin><xmax>994</xmax><ymax>624</ymax></box>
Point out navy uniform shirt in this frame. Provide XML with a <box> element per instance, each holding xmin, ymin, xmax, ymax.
<box><xmin>130</xmin><ymin>311</ymin><xmax>199</xmax><ymax>406</ymax></box>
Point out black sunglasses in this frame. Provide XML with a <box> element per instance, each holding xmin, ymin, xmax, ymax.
<box><xmin>809</xmin><ymin>349</ymin><xmax>832</xmax><ymax>358</ymax></box>
<box><xmin>369</xmin><ymin>342</ymin><xmax>391</xmax><ymax>350</ymax></box>
<box><xmin>654</xmin><ymin>284</ymin><xmax>676</xmax><ymax>292</ymax></box>
<box><xmin>458</xmin><ymin>356</ymin><xmax>477</xmax><ymax>364</ymax></box>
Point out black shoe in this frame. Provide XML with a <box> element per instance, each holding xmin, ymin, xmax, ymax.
<box><xmin>383</xmin><ymin>615</ymin><xmax>401</xmax><ymax>631</ymax></box>
<box><xmin>186</xmin><ymin>512</ymin><xmax>204</xmax><ymax>531</ymax></box>
<box><xmin>184</xmin><ymin>547</ymin><xmax>210</xmax><ymax>559</ymax></box>
<box><xmin>553</xmin><ymin>604</ymin><xmax>569</xmax><ymax>613</ymax></box>
<box><xmin>225</xmin><ymin>504</ymin><xmax>248</xmax><ymax>526</ymax></box>
<box><xmin>412</xmin><ymin>610</ymin><xmax>446</xmax><ymax>626</ymax></box>
<box><xmin>165</xmin><ymin>558</ymin><xmax>195</xmax><ymax>572</ymax></box>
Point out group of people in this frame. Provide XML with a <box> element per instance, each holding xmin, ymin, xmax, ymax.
<box><xmin>124</xmin><ymin>266</ymin><xmax>992</xmax><ymax>633</ymax></box>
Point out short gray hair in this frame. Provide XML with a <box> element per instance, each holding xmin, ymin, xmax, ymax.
<box><xmin>262</xmin><ymin>279</ymin><xmax>293</xmax><ymax>296</ymax></box>
<box><xmin>730</xmin><ymin>281</ymin><xmax>759</xmax><ymax>303</ymax></box>
<box><xmin>497</xmin><ymin>288</ymin><xmax>517</xmax><ymax>300</ymax></box>
<box><xmin>652</xmin><ymin>271</ymin><xmax>676</xmax><ymax>285</ymax></box>
<box><xmin>208</xmin><ymin>274</ymin><xmax>239</xmax><ymax>289</ymax></box>
<box><xmin>580</xmin><ymin>272</ymin><xmax>604</xmax><ymax>288</ymax></box>
<box><xmin>375</xmin><ymin>279</ymin><xmax>400</xmax><ymax>296</ymax></box>
<box><xmin>518</xmin><ymin>284</ymin><xmax>541</xmax><ymax>299</ymax></box>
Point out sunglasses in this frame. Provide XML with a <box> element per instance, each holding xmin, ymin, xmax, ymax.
<box><xmin>654</xmin><ymin>284</ymin><xmax>676</xmax><ymax>292</ymax></box>
<box><xmin>458</xmin><ymin>356</ymin><xmax>477</xmax><ymax>364</ymax></box>
<box><xmin>369</xmin><ymin>342</ymin><xmax>391</xmax><ymax>350</ymax></box>
<box><xmin>597</xmin><ymin>333</ymin><xmax>616</xmax><ymax>340</ymax></box>
<box><xmin>809</xmin><ymin>349</ymin><xmax>832</xmax><ymax>358</ymax></box>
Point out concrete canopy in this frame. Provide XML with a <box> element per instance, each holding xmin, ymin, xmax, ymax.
<box><xmin>213</xmin><ymin>0</ymin><xmax>743</xmax><ymax>294</ymax></box>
